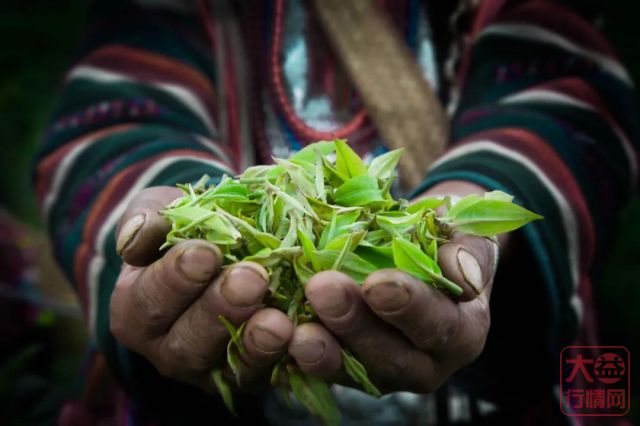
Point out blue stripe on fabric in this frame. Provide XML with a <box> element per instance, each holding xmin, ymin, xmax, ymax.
<box><xmin>406</xmin><ymin>0</ymin><xmax>419</xmax><ymax>53</ymax></box>
<box><xmin>277</xmin><ymin>113</ymin><xmax>302</xmax><ymax>151</ymax></box>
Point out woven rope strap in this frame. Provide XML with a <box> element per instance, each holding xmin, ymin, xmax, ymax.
<box><xmin>313</xmin><ymin>0</ymin><xmax>448</xmax><ymax>189</ymax></box>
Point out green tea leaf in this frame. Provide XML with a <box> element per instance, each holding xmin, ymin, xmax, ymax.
<box><xmin>318</xmin><ymin>210</ymin><xmax>361</xmax><ymax>249</ymax></box>
<box><xmin>162</xmin><ymin>205</ymin><xmax>211</xmax><ymax>226</ymax></box>
<box><xmin>315</xmin><ymin>250</ymin><xmax>377</xmax><ymax>283</ymax></box>
<box><xmin>239</xmin><ymin>165</ymin><xmax>272</xmax><ymax>180</ymax></box>
<box><xmin>193</xmin><ymin>174</ymin><xmax>211</xmax><ymax>191</ymax></box>
<box><xmin>205</xmin><ymin>230</ymin><xmax>239</xmax><ymax>246</ymax></box>
<box><xmin>280</xmin><ymin>216</ymin><xmax>298</xmax><ymax>248</ymax></box>
<box><xmin>354</xmin><ymin>245</ymin><xmax>395</xmax><ymax>269</ymax></box>
<box><xmin>215</xmin><ymin>208</ymin><xmax>281</xmax><ymax>250</ymax></box>
<box><xmin>318</xmin><ymin>212</ymin><xmax>338</xmax><ymax>250</ymax></box>
<box><xmin>427</xmin><ymin>239</ymin><xmax>438</xmax><ymax>263</ymax></box>
<box><xmin>242</xmin><ymin>247</ymin><xmax>303</xmax><ymax>266</ymax></box>
<box><xmin>287</xmin><ymin>287</ymin><xmax>305</xmax><ymax>322</ymax></box>
<box><xmin>483</xmin><ymin>190</ymin><xmax>514</xmax><ymax>203</ymax></box>
<box><xmin>406</xmin><ymin>196</ymin><xmax>447</xmax><ymax>214</ymax></box>
<box><xmin>392</xmin><ymin>238</ymin><xmax>463</xmax><ymax>296</ymax></box>
<box><xmin>270</xmin><ymin>361</ymin><xmax>283</xmax><ymax>387</ymax></box>
<box><xmin>218</xmin><ymin>315</ymin><xmax>246</xmax><ymax>354</ymax></box>
<box><xmin>376</xmin><ymin>210</ymin><xmax>423</xmax><ymax>236</ymax></box>
<box><xmin>368</xmin><ymin>148</ymin><xmax>404</xmax><ymax>181</ymax></box>
<box><xmin>331</xmin><ymin>233</ymin><xmax>354</xmax><ymax>270</ymax></box>
<box><xmin>164</xmin><ymin>206</ymin><xmax>241</xmax><ymax>243</ymax></box>
<box><xmin>289</xmin><ymin>140</ymin><xmax>336</xmax><ymax>165</ymax></box>
<box><xmin>256</xmin><ymin>193</ymin><xmax>274</xmax><ymax>233</ymax></box>
<box><xmin>208</xmin><ymin>180</ymin><xmax>250</xmax><ymax>200</ymax></box>
<box><xmin>314</xmin><ymin>148</ymin><xmax>327</xmax><ymax>202</ymax></box>
<box><xmin>445</xmin><ymin>199</ymin><xmax>543</xmax><ymax>236</ymax></box>
<box><xmin>363</xmin><ymin>229</ymin><xmax>390</xmax><ymax>246</ymax></box>
<box><xmin>335</xmin><ymin>139</ymin><xmax>368</xmax><ymax>178</ymax></box>
<box><xmin>227</xmin><ymin>341</ymin><xmax>242</xmax><ymax>385</ymax></box>
<box><xmin>265</xmin><ymin>164</ymin><xmax>286</xmax><ymax>182</ymax></box>
<box><xmin>334</xmin><ymin>175</ymin><xmax>384</xmax><ymax>207</ymax></box>
<box><xmin>266</xmin><ymin>181</ymin><xmax>320</xmax><ymax>221</ymax></box>
<box><xmin>321</xmin><ymin>152</ymin><xmax>349</xmax><ymax>186</ymax></box>
<box><xmin>288</xmin><ymin>368</ymin><xmax>340</xmax><ymax>426</ymax></box>
<box><xmin>341</xmin><ymin>349</ymin><xmax>381</xmax><ymax>397</ymax></box>
<box><xmin>297</xmin><ymin>223</ymin><xmax>320</xmax><ymax>271</ymax></box>
<box><xmin>293</xmin><ymin>255</ymin><xmax>315</xmax><ymax>284</ymax></box>
<box><xmin>325</xmin><ymin>230</ymin><xmax>365</xmax><ymax>252</ymax></box>
<box><xmin>275</xmin><ymin>158</ymin><xmax>317</xmax><ymax>199</ymax></box>
<box><xmin>306</xmin><ymin>197</ymin><xmax>337</xmax><ymax>221</ymax></box>
<box><xmin>445</xmin><ymin>194</ymin><xmax>482</xmax><ymax>219</ymax></box>
<box><xmin>211</xmin><ymin>368</ymin><xmax>236</xmax><ymax>416</ymax></box>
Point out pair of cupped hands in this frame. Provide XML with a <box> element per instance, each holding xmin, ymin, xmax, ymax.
<box><xmin>111</xmin><ymin>180</ymin><xmax>502</xmax><ymax>395</ymax></box>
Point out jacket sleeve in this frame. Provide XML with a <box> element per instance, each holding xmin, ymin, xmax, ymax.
<box><xmin>415</xmin><ymin>1</ymin><xmax>639</xmax><ymax>356</ymax></box>
<box><xmin>32</xmin><ymin>1</ymin><xmax>258</xmax><ymax>420</ymax></box>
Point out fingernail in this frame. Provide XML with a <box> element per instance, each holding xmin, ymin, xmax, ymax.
<box><xmin>250</xmin><ymin>326</ymin><xmax>285</xmax><ymax>353</ymax></box>
<box><xmin>221</xmin><ymin>266</ymin><xmax>266</xmax><ymax>307</ymax></box>
<box><xmin>289</xmin><ymin>340</ymin><xmax>326</xmax><ymax>365</ymax></box>
<box><xmin>116</xmin><ymin>214</ymin><xmax>145</xmax><ymax>255</ymax></box>
<box><xmin>366</xmin><ymin>282</ymin><xmax>410</xmax><ymax>312</ymax></box>
<box><xmin>457</xmin><ymin>248</ymin><xmax>483</xmax><ymax>294</ymax></box>
<box><xmin>176</xmin><ymin>246</ymin><xmax>218</xmax><ymax>283</ymax></box>
<box><xmin>311</xmin><ymin>282</ymin><xmax>352</xmax><ymax>318</ymax></box>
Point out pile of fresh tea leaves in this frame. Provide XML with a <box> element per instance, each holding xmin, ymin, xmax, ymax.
<box><xmin>161</xmin><ymin>140</ymin><xmax>541</xmax><ymax>425</ymax></box>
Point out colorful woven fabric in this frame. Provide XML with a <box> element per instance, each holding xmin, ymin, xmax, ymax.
<box><xmin>34</xmin><ymin>0</ymin><xmax>638</xmax><ymax>424</ymax></box>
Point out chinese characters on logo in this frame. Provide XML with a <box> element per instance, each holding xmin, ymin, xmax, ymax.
<box><xmin>560</xmin><ymin>346</ymin><xmax>630</xmax><ymax>416</ymax></box>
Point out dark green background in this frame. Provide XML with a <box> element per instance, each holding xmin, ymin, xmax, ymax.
<box><xmin>0</xmin><ymin>0</ymin><xmax>638</xmax><ymax>423</ymax></box>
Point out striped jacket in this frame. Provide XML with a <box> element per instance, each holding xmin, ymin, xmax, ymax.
<box><xmin>35</xmin><ymin>0</ymin><xmax>638</xmax><ymax>424</ymax></box>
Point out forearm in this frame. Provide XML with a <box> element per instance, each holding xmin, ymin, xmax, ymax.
<box><xmin>33</xmin><ymin>0</ymin><xmax>241</xmax><ymax>418</ymax></box>
<box><xmin>417</xmin><ymin>0</ymin><xmax>639</xmax><ymax>356</ymax></box>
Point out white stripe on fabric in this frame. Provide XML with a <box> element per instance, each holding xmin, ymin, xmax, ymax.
<box><xmin>477</xmin><ymin>399</ymin><xmax>499</xmax><ymax>417</ymax></box>
<box><xmin>44</xmin><ymin>131</ymin><xmax>115</xmax><ymax>220</ymax></box>
<box><xmin>222</xmin><ymin>0</ymin><xmax>254</xmax><ymax>171</ymax></box>
<box><xmin>447</xmin><ymin>386</ymin><xmax>471</xmax><ymax>423</ymax></box>
<box><xmin>67</xmin><ymin>66</ymin><xmax>217</xmax><ymax>135</ymax></box>
<box><xmin>429</xmin><ymin>141</ymin><xmax>580</xmax><ymax>315</ymax></box>
<box><xmin>501</xmin><ymin>90</ymin><xmax>592</xmax><ymax>110</ymax></box>
<box><xmin>86</xmin><ymin>155</ymin><xmax>234</xmax><ymax>336</ymax></box>
<box><xmin>570</xmin><ymin>294</ymin><xmax>583</xmax><ymax>327</ymax></box>
<box><xmin>477</xmin><ymin>24</ymin><xmax>633</xmax><ymax>86</ymax></box>
<box><xmin>554</xmin><ymin>385</ymin><xmax>580</xmax><ymax>426</ymax></box>
<box><xmin>192</xmin><ymin>133</ymin><xmax>234</xmax><ymax>168</ymax></box>
<box><xmin>501</xmin><ymin>89</ymin><xmax>638</xmax><ymax>188</ymax></box>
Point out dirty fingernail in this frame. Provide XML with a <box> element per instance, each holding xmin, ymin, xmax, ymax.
<box><xmin>289</xmin><ymin>339</ymin><xmax>326</xmax><ymax>365</ymax></box>
<box><xmin>221</xmin><ymin>267</ymin><xmax>266</xmax><ymax>307</ymax></box>
<box><xmin>116</xmin><ymin>214</ymin><xmax>145</xmax><ymax>255</ymax></box>
<box><xmin>366</xmin><ymin>281</ymin><xmax>410</xmax><ymax>312</ymax></box>
<box><xmin>250</xmin><ymin>326</ymin><xmax>285</xmax><ymax>353</ymax></box>
<box><xmin>310</xmin><ymin>282</ymin><xmax>352</xmax><ymax>318</ymax></box>
<box><xmin>457</xmin><ymin>248</ymin><xmax>483</xmax><ymax>294</ymax></box>
<box><xmin>177</xmin><ymin>246</ymin><xmax>219</xmax><ymax>283</ymax></box>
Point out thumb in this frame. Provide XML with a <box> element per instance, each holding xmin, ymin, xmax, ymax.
<box><xmin>438</xmin><ymin>233</ymin><xmax>499</xmax><ymax>302</ymax></box>
<box><xmin>115</xmin><ymin>186</ymin><xmax>183</xmax><ymax>267</ymax></box>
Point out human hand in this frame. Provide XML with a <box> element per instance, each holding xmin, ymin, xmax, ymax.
<box><xmin>110</xmin><ymin>186</ymin><xmax>294</xmax><ymax>392</ymax></box>
<box><xmin>287</xmin><ymin>180</ymin><xmax>502</xmax><ymax>393</ymax></box>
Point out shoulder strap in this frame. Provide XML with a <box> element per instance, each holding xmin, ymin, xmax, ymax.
<box><xmin>313</xmin><ymin>0</ymin><xmax>449</xmax><ymax>189</ymax></box>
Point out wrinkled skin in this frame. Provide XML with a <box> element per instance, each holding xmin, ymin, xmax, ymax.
<box><xmin>110</xmin><ymin>181</ymin><xmax>503</xmax><ymax>394</ymax></box>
